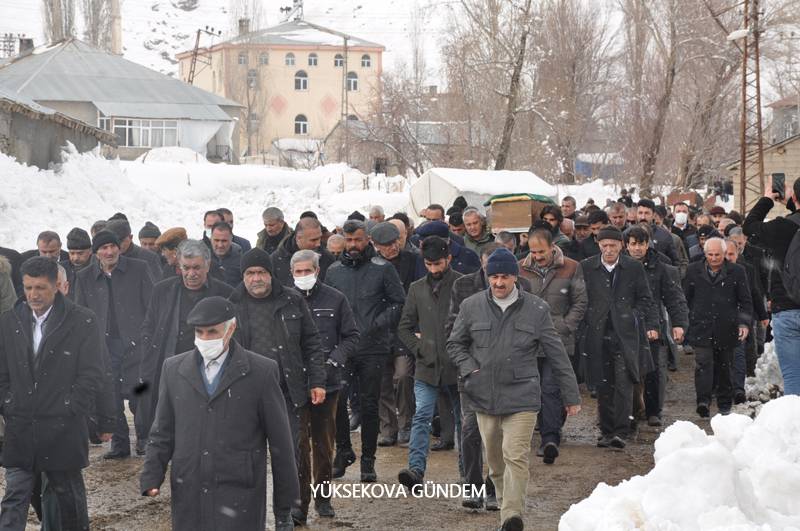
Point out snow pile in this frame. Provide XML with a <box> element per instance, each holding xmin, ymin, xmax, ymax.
<box><xmin>0</xmin><ymin>147</ymin><xmax>409</xmax><ymax>251</ymax></box>
<box><xmin>559</xmin><ymin>396</ymin><xmax>800</xmax><ymax>531</ymax></box>
<box><xmin>135</xmin><ymin>147</ymin><xmax>209</xmax><ymax>164</ymax></box>
<box><xmin>735</xmin><ymin>344</ymin><xmax>785</xmax><ymax>419</ymax></box>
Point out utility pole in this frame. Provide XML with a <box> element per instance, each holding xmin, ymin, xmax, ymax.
<box><xmin>737</xmin><ymin>0</ymin><xmax>766</xmax><ymax>214</ymax></box>
<box><xmin>110</xmin><ymin>0</ymin><xmax>121</xmax><ymax>54</ymax></box>
<box><xmin>188</xmin><ymin>26</ymin><xmax>222</xmax><ymax>85</ymax></box>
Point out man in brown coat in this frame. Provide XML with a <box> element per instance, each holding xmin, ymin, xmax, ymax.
<box><xmin>518</xmin><ymin>226</ymin><xmax>587</xmax><ymax>462</ymax></box>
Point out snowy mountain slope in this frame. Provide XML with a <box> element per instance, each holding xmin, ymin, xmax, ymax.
<box><xmin>1</xmin><ymin>0</ymin><xmax>446</xmax><ymax>82</ymax></box>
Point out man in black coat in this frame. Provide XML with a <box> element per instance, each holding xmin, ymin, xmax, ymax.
<box><xmin>217</xmin><ymin>207</ymin><xmax>252</xmax><ymax>252</ymax></box>
<box><xmin>625</xmin><ymin>226</ymin><xmax>689</xmax><ymax>426</ymax></box>
<box><xmin>580</xmin><ymin>225</ymin><xmax>659</xmax><ymax>449</ymax></box>
<box><xmin>325</xmin><ymin>220</ymin><xmax>406</xmax><ymax>482</ymax></box>
<box><xmin>684</xmin><ymin>238</ymin><xmax>753</xmax><ymax>416</ymax></box>
<box><xmin>271</xmin><ymin>217</ymin><xmax>336</xmax><ymax>287</ymax></box>
<box><xmin>291</xmin><ymin>249</ymin><xmax>360</xmax><ymax>522</ymax></box>
<box><xmin>228</xmin><ymin>248</ymin><xmax>325</xmax><ymax>524</ymax></box>
<box><xmin>578</xmin><ymin>210</ymin><xmax>608</xmax><ymax>259</ymax></box>
<box><xmin>106</xmin><ymin>219</ymin><xmax>163</xmax><ymax>281</ymax></box>
<box><xmin>65</xmin><ymin>228</ymin><xmax>94</xmax><ymax>298</ymax></box>
<box><xmin>74</xmin><ymin>230</ymin><xmax>154</xmax><ymax>459</ymax></box>
<box><xmin>414</xmin><ymin>221</ymin><xmax>480</xmax><ymax>275</ymax></box>
<box><xmin>0</xmin><ymin>257</ymin><xmax>110</xmax><ymax>530</ymax></box>
<box><xmin>208</xmin><ymin>221</ymin><xmax>242</xmax><ymax>287</ymax></box>
<box><xmin>636</xmin><ymin>199</ymin><xmax>680</xmax><ymax>266</ymax></box>
<box><xmin>18</xmin><ymin>231</ymin><xmax>72</xmax><ymax>295</ymax></box>
<box><xmin>371</xmin><ymin>221</ymin><xmax>421</xmax><ymax>448</ymax></box>
<box><xmin>136</xmin><ymin>240</ymin><xmax>233</xmax><ymax>441</ymax></box>
<box><xmin>140</xmin><ymin>297</ymin><xmax>299</xmax><ymax>531</ymax></box>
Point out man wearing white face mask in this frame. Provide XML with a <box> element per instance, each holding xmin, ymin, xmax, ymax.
<box><xmin>671</xmin><ymin>202</ymin><xmax>698</xmax><ymax>255</ymax></box>
<box><xmin>290</xmin><ymin>249</ymin><xmax>360</xmax><ymax>522</ymax></box>
<box><xmin>140</xmin><ymin>296</ymin><xmax>299</xmax><ymax>531</ymax></box>
<box><xmin>229</xmin><ymin>248</ymin><xmax>326</xmax><ymax>527</ymax></box>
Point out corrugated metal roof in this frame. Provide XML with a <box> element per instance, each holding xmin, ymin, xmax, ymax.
<box><xmin>94</xmin><ymin>101</ymin><xmax>231</xmax><ymax>121</ymax></box>
<box><xmin>224</xmin><ymin>20</ymin><xmax>384</xmax><ymax>49</ymax></box>
<box><xmin>0</xmin><ymin>39</ymin><xmax>241</xmax><ymax>121</ymax></box>
<box><xmin>0</xmin><ymin>84</ymin><xmax>55</xmax><ymax>115</ymax></box>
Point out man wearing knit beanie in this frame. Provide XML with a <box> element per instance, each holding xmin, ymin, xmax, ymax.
<box><xmin>448</xmin><ymin>248</ymin><xmax>580</xmax><ymax>531</ymax></box>
<box><xmin>66</xmin><ymin>227</ymin><xmax>93</xmax><ymax>272</ymax></box>
<box><xmin>138</xmin><ymin>222</ymin><xmax>161</xmax><ymax>253</ymax></box>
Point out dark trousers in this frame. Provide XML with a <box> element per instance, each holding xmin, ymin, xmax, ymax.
<box><xmin>437</xmin><ymin>391</ymin><xmax>455</xmax><ymax>444</ymax></box>
<box><xmin>0</xmin><ymin>468</ymin><xmax>88</xmax><ymax>531</ymax></box>
<box><xmin>537</xmin><ymin>357</ymin><xmax>565</xmax><ymax>446</ymax></box>
<box><xmin>298</xmin><ymin>391</ymin><xmax>338</xmax><ymax>513</ymax></box>
<box><xmin>107</xmin><ymin>338</ymin><xmax>141</xmax><ymax>454</ymax></box>
<box><xmin>598</xmin><ymin>336</ymin><xmax>634</xmax><ymax>438</ymax></box>
<box><xmin>378</xmin><ymin>353</ymin><xmax>414</xmax><ymax>439</ymax></box>
<box><xmin>336</xmin><ymin>362</ymin><xmax>355</xmax><ymax>450</ymax></box>
<box><xmin>694</xmin><ymin>345</ymin><xmax>733</xmax><ymax>410</ymax></box>
<box><xmin>459</xmin><ymin>399</ymin><xmax>495</xmax><ymax>499</ymax></box>
<box><xmin>283</xmin><ymin>392</ymin><xmax>305</xmax><ymax>467</ymax></box>
<box><xmin>644</xmin><ymin>343</ymin><xmax>668</xmax><ymax>418</ymax></box>
<box><xmin>337</xmin><ymin>354</ymin><xmax>385</xmax><ymax>460</ymax></box>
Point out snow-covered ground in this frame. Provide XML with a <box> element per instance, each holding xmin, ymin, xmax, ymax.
<box><xmin>0</xmin><ymin>146</ymin><xmax>407</xmax><ymax>251</ymax></box>
<box><xmin>559</xmin><ymin>394</ymin><xmax>800</xmax><ymax>531</ymax></box>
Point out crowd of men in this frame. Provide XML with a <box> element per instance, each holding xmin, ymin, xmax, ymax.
<box><xmin>0</xmin><ymin>175</ymin><xmax>798</xmax><ymax>531</ymax></box>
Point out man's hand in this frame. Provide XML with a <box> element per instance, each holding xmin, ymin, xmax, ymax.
<box><xmin>99</xmin><ymin>433</ymin><xmax>113</xmax><ymax>443</ymax></box>
<box><xmin>565</xmin><ymin>405</ymin><xmax>581</xmax><ymax>416</ymax></box>
<box><xmin>310</xmin><ymin>387</ymin><xmax>326</xmax><ymax>405</ymax></box>
<box><xmin>738</xmin><ymin>326</ymin><xmax>750</xmax><ymax>341</ymax></box>
<box><xmin>672</xmin><ymin>327</ymin><xmax>684</xmax><ymax>343</ymax></box>
<box><xmin>145</xmin><ymin>488</ymin><xmax>159</xmax><ymax>497</ymax></box>
<box><xmin>647</xmin><ymin>330</ymin><xmax>659</xmax><ymax>341</ymax></box>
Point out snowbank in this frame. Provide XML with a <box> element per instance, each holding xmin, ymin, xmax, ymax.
<box><xmin>559</xmin><ymin>396</ymin><xmax>800</xmax><ymax>531</ymax></box>
<box><xmin>0</xmin><ymin>147</ymin><xmax>409</xmax><ymax>251</ymax></box>
<box><xmin>135</xmin><ymin>147</ymin><xmax>209</xmax><ymax>164</ymax></box>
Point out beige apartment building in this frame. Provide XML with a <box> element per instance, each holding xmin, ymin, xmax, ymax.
<box><xmin>176</xmin><ymin>19</ymin><xmax>384</xmax><ymax>157</ymax></box>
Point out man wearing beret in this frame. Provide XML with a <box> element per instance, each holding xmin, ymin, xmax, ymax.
<box><xmin>106</xmin><ymin>219</ymin><xmax>162</xmax><ymax>281</ymax></box>
<box><xmin>74</xmin><ymin>230</ymin><xmax>154</xmax><ymax>459</ymax></box>
<box><xmin>140</xmin><ymin>296</ymin><xmax>299</xmax><ymax>531</ymax></box>
<box><xmin>154</xmin><ymin>227</ymin><xmax>188</xmax><ymax>279</ymax></box>
<box><xmin>579</xmin><ymin>225</ymin><xmax>659</xmax><ymax>449</ymax></box>
<box><xmin>229</xmin><ymin>248</ymin><xmax>325</xmax><ymax>526</ymax></box>
<box><xmin>397</xmin><ymin>236</ymin><xmax>462</xmax><ymax>488</ymax></box>
<box><xmin>447</xmin><ymin>248</ymin><xmax>580</xmax><ymax>531</ymax></box>
<box><xmin>137</xmin><ymin>240</ymin><xmax>233</xmax><ymax>442</ymax></box>
<box><xmin>371</xmin><ymin>221</ymin><xmax>420</xmax><ymax>449</ymax></box>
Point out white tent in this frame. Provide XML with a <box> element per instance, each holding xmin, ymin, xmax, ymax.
<box><xmin>408</xmin><ymin>168</ymin><xmax>558</xmax><ymax>216</ymax></box>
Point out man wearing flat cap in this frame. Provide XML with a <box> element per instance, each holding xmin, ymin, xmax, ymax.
<box><xmin>154</xmin><ymin>227</ymin><xmax>188</xmax><ymax>279</ymax></box>
<box><xmin>579</xmin><ymin>225</ymin><xmax>659</xmax><ymax>449</ymax></box>
<box><xmin>140</xmin><ymin>296</ymin><xmax>299</xmax><ymax>531</ymax></box>
<box><xmin>106</xmin><ymin>219</ymin><xmax>162</xmax><ymax>281</ymax></box>
<box><xmin>396</xmin><ymin>236</ymin><xmax>462</xmax><ymax>489</ymax></box>
<box><xmin>414</xmin><ymin>221</ymin><xmax>480</xmax><ymax>275</ymax></box>
<box><xmin>371</xmin><ymin>221</ymin><xmax>420</xmax><ymax>449</ymax></box>
<box><xmin>74</xmin><ymin>230</ymin><xmax>154</xmax><ymax>459</ymax></box>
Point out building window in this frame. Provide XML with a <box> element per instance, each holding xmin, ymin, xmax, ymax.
<box><xmin>308</xmin><ymin>53</ymin><xmax>318</xmax><ymax>66</ymax></box>
<box><xmin>259</xmin><ymin>53</ymin><xmax>269</xmax><ymax>65</ymax></box>
<box><xmin>285</xmin><ymin>52</ymin><xmax>295</xmax><ymax>66</ymax></box>
<box><xmin>294</xmin><ymin>114</ymin><xmax>308</xmax><ymax>135</ymax></box>
<box><xmin>98</xmin><ymin>112</ymin><xmax>111</xmax><ymax>131</ymax></box>
<box><xmin>238</xmin><ymin>52</ymin><xmax>248</xmax><ymax>65</ymax></box>
<box><xmin>247</xmin><ymin>68</ymin><xmax>258</xmax><ymax>88</ymax></box>
<box><xmin>361</xmin><ymin>54</ymin><xmax>371</xmax><ymax>68</ymax></box>
<box><xmin>334</xmin><ymin>54</ymin><xmax>344</xmax><ymax>67</ymax></box>
<box><xmin>347</xmin><ymin>71</ymin><xmax>358</xmax><ymax>91</ymax></box>
<box><xmin>294</xmin><ymin>70</ymin><xmax>308</xmax><ymax>91</ymax></box>
<box><xmin>113</xmin><ymin>119</ymin><xmax>178</xmax><ymax>148</ymax></box>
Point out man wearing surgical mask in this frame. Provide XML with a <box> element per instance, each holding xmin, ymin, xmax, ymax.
<box><xmin>229</xmin><ymin>248</ymin><xmax>326</xmax><ymax>528</ymax></box>
<box><xmin>671</xmin><ymin>202</ymin><xmax>698</xmax><ymax>254</ymax></box>
<box><xmin>290</xmin><ymin>249</ymin><xmax>360</xmax><ymax>523</ymax></box>
<box><xmin>140</xmin><ymin>296</ymin><xmax>299</xmax><ymax>531</ymax></box>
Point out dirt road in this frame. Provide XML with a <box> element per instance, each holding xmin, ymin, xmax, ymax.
<box><xmin>5</xmin><ymin>351</ymin><xmax>710</xmax><ymax>530</ymax></box>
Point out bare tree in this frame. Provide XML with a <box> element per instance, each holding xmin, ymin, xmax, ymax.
<box><xmin>42</xmin><ymin>0</ymin><xmax>76</xmax><ymax>43</ymax></box>
<box><xmin>81</xmin><ymin>0</ymin><xmax>112</xmax><ymax>50</ymax></box>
